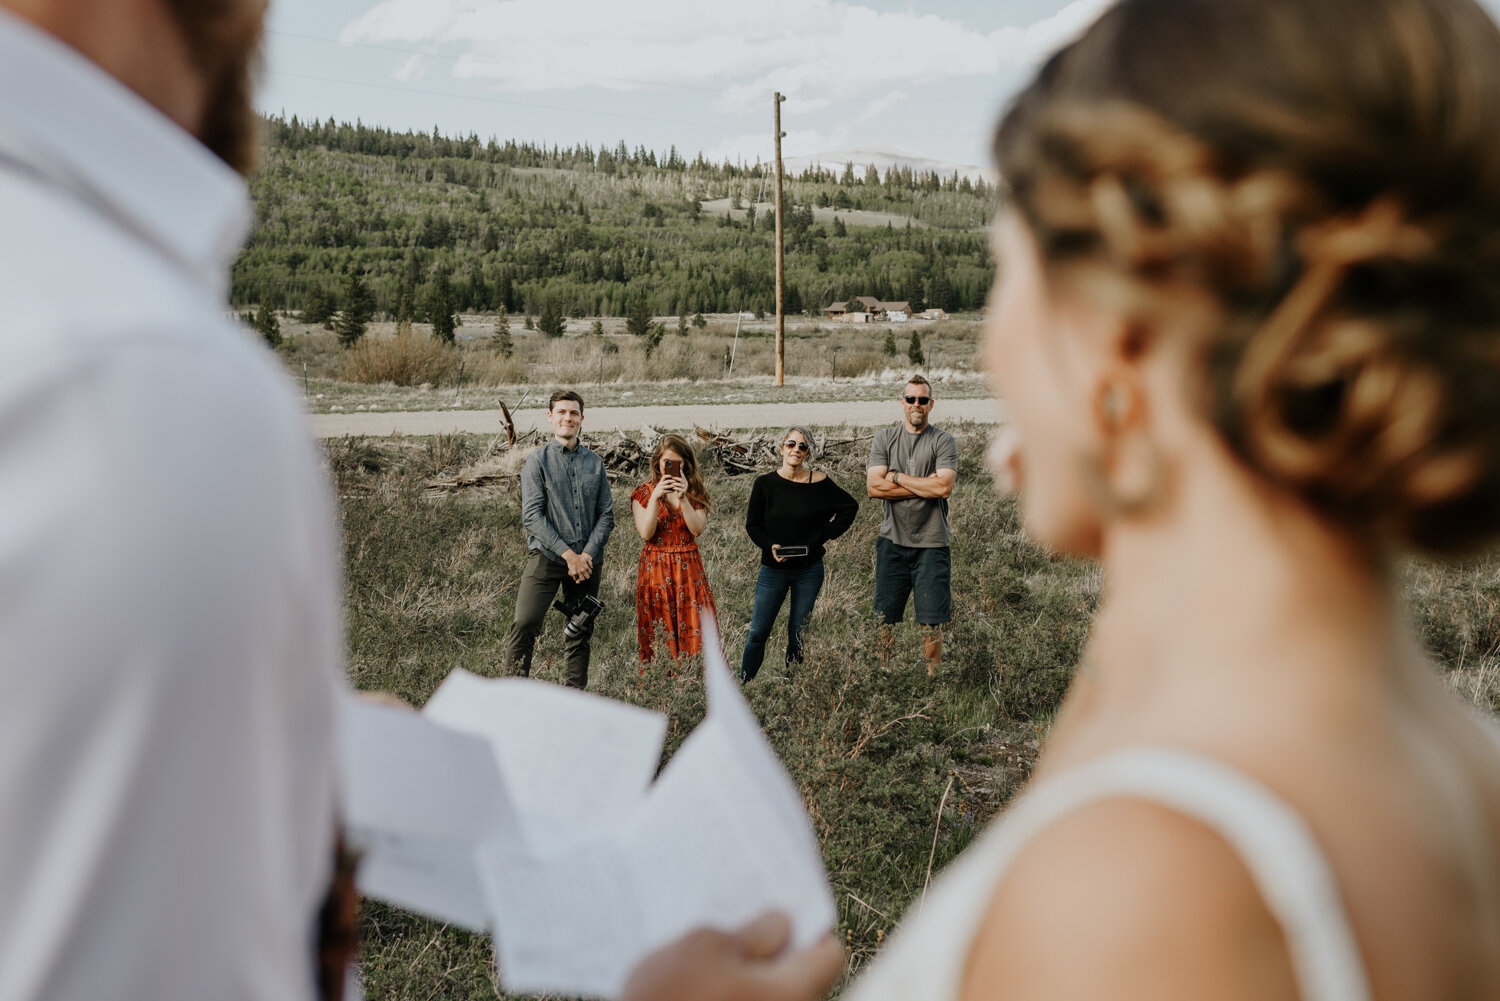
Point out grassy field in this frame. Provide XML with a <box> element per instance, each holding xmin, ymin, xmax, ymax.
<box><xmin>275</xmin><ymin>314</ymin><xmax>988</xmax><ymax>414</ymax></box>
<box><xmin>333</xmin><ymin>425</ymin><xmax>1499</xmax><ymax>1000</ymax></box>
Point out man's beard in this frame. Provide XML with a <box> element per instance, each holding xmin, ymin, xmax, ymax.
<box><xmin>197</xmin><ymin>47</ymin><xmax>260</xmax><ymax>175</ymax></box>
<box><xmin>164</xmin><ymin>1</ymin><xmax>266</xmax><ymax>175</ymax></box>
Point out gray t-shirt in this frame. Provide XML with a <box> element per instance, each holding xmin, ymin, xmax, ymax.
<box><xmin>868</xmin><ymin>424</ymin><xmax>959</xmax><ymax>547</ymax></box>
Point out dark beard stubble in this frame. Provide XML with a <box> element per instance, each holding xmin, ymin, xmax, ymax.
<box><xmin>162</xmin><ymin>0</ymin><xmax>266</xmax><ymax>175</ymax></box>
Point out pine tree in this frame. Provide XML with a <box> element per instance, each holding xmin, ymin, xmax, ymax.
<box><xmin>625</xmin><ymin>298</ymin><xmax>653</xmax><ymax>338</ymax></box>
<box><xmin>467</xmin><ymin>261</ymin><xmax>490</xmax><ymax>310</ymax></box>
<box><xmin>590</xmin><ymin>319</ymin><xmax>605</xmax><ymax>337</ymax></box>
<box><xmin>642</xmin><ymin>321</ymin><xmax>666</xmax><ymax>358</ymax></box>
<box><xmin>300</xmin><ymin>286</ymin><xmax>337</xmax><ymax>328</ymax></box>
<box><xmin>537</xmin><ymin>299</ymin><xmax>565</xmax><ymax>337</ymax></box>
<box><xmin>492</xmin><ymin>309</ymin><xmax>513</xmax><ymax>356</ymax></box>
<box><xmin>925</xmin><ymin>267</ymin><xmax>953</xmax><ymax>311</ymax></box>
<box><xmin>883</xmin><ymin>330</ymin><xmax>897</xmax><ymax>357</ymax></box>
<box><xmin>395</xmin><ymin>280</ymin><xmax>416</xmax><ymax>325</ymax></box>
<box><xmin>426</xmin><ymin>272</ymin><xmax>457</xmax><ymax>343</ymax></box>
<box><xmin>691</xmin><ymin>313</ymin><xmax>707</xmax><ymax>329</ymax></box>
<box><xmin>335</xmin><ymin>271</ymin><xmax>374</xmax><ymax>347</ymax></box>
<box><xmin>253</xmin><ymin>302</ymin><xmax>281</xmax><ymax>349</ymax></box>
<box><xmin>907</xmin><ymin>330</ymin><xmax>925</xmax><ymax>367</ymax></box>
<box><xmin>676</xmin><ymin>308</ymin><xmax>689</xmax><ymax>336</ymax></box>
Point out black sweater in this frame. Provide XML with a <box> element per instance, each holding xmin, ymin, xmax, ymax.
<box><xmin>744</xmin><ymin>471</ymin><xmax>859</xmax><ymax>568</ymax></box>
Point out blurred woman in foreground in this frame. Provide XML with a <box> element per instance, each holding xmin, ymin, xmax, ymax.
<box><xmin>627</xmin><ymin>0</ymin><xmax>1500</xmax><ymax>998</ymax></box>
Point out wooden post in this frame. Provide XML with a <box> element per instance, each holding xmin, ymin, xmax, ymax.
<box><xmin>774</xmin><ymin>92</ymin><xmax>787</xmax><ymax>386</ymax></box>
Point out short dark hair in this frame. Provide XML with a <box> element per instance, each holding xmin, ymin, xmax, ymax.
<box><xmin>905</xmin><ymin>375</ymin><xmax>932</xmax><ymax>394</ymax></box>
<box><xmin>549</xmin><ymin>390</ymin><xmax>584</xmax><ymax>414</ymax></box>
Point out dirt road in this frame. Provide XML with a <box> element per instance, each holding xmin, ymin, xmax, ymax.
<box><xmin>308</xmin><ymin>398</ymin><xmax>1008</xmax><ymax>439</ymax></box>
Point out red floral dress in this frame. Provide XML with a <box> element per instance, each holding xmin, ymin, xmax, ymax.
<box><xmin>632</xmin><ymin>482</ymin><xmax>718</xmax><ymax>663</ymax></box>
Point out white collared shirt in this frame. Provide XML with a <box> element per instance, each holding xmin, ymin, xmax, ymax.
<box><xmin>0</xmin><ymin>11</ymin><xmax>341</xmax><ymax>1001</ymax></box>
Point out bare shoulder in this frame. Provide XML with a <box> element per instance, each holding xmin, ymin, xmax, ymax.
<box><xmin>962</xmin><ymin>798</ymin><xmax>1299</xmax><ymax>1001</ymax></box>
<box><xmin>811</xmin><ymin>471</ymin><xmax>827</xmax><ymax>483</ymax></box>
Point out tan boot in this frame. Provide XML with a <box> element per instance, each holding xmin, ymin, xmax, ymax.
<box><xmin>922</xmin><ymin>626</ymin><xmax>942</xmax><ymax>676</ymax></box>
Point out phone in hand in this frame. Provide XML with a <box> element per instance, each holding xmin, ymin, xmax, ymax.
<box><xmin>776</xmin><ymin>545</ymin><xmax>810</xmax><ymax>558</ymax></box>
<box><xmin>663</xmin><ymin>458</ymin><xmax>682</xmax><ymax>478</ymax></box>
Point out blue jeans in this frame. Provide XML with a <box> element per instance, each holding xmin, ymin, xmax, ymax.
<box><xmin>740</xmin><ymin>560</ymin><xmax>826</xmax><ymax>681</ymax></box>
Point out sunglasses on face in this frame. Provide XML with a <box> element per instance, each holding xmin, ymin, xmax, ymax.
<box><xmin>783</xmin><ymin>440</ymin><xmax>810</xmax><ymax>452</ymax></box>
<box><xmin>904</xmin><ymin>396</ymin><xmax>931</xmax><ymax>406</ymax></box>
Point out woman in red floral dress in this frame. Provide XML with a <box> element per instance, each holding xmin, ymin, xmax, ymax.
<box><xmin>631</xmin><ymin>435</ymin><xmax>717</xmax><ymax>663</ymax></box>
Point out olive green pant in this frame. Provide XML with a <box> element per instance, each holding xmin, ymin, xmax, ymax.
<box><xmin>502</xmin><ymin>550</ymin><xmax>601</xmax><ymax>689</ymax></box>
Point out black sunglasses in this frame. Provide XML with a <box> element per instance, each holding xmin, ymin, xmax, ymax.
<box><xmin>782</xmin><ymin>440</ymin><xmax>810</xmax><ymax>452</ymax></box>
<box><xmin>903</xmin><ymin>395</ymin><xmax>932</xmax><ymax>405</ymax></box>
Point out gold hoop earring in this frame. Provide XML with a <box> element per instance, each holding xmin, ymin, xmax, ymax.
<box><xmin>1094</xmin><ymin>377</ymin><xmax>1140</xmax><ymax>431</ymax></box>
<box><xmin>1082</xmin><ymin>377</ymin><xmax>1164</xmax><ymax>516</ymax></box>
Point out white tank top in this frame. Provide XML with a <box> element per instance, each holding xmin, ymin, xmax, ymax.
<box><xmin>846</xmin><ymin>747</ymin><xmax>1373</xmax><ymax>1001</ymax></box>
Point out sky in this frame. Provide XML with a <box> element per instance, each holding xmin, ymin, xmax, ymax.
<box><xmin>258</xmin><ymin>0</ymin><xmax>1115</xmax><ymax>170</ymax></box>
<box><xmin>258</xmin><ymin>0</ymin><xmax>1500</xmax><ymax>171</ymax></box>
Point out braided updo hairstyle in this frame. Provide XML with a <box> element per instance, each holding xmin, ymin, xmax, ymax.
<box><xmin>995</xmin><ymin>0</ymin><xmax>1500</xmax><ymax>555</ymax></box>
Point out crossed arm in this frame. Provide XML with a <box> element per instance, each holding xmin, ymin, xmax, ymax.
<box><xmin>866</xmin><ymin>464</ymin><xmax>957</xmax><ymax>500</ymax></box>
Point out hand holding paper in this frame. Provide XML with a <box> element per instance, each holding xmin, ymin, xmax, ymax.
<box><xmin>339</xmin><ymin>612</ymin><xmax>837</xmax><ymax>1000</ymax></box>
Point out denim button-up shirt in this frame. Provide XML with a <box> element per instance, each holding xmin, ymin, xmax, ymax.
<box><xmin>521</xmin><ymin>438</ymin><xmax>615</xmax><ymax>564</ymax></box>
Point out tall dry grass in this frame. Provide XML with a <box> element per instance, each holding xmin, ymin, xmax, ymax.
<box><xmin>282</xmin><ymin>314</ymin><xmax>975</xmax><ymax>389</ymax></box>
<box><xmin>342</xmin><ymin>323</ymin><xmax>460</xmax><ymax>386</ymax></box>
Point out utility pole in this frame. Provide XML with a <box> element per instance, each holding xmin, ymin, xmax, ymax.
<box><xmin>774</xmin><ymin>91</ymin><xmax>787</xmax><ymax>386</ymax></box>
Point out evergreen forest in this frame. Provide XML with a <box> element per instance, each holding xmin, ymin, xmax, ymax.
<box><xmin>233</xmin><ymin>115</ymin><xmax>998</xmax><ymax>323</ymax></box>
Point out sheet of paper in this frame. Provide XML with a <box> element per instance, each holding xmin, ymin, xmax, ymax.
<box><xmin>339</xmin><ymin>697</ymin><xmax>518</xmax><ymax>931</ymax></box>
<box><xmin>422</xmin><ymin>670</ymin><xmax>669</xmax><ymax>856</ymax></box>
<box><xmin>623</xmin><ymin>614</ymin><xmax>837</xmax><ymax>954</ymax></box>
<box><xmin>477</xmin><ymin>838</ymin><xmax>647</xmax><ymax>1000</ymax></box>
<box><xmin>476</xmin><ymin>614</ymin><xmax>837</xmax><ymax>999</ymax></box>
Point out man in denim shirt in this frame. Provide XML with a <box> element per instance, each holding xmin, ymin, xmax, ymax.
<box><xmin>503</xmin><ymin>390</ymin><xmax>615</xmax><ymax>688</ymax></box>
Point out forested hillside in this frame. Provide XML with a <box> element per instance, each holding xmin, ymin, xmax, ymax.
<box><xmin>233</xmin><ymin>116</ymin><xmax>998</xmax><ymax>321</ymax></box>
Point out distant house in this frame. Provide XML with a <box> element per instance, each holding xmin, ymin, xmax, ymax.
<box><xmin>919</xmin><ymin>308</ymin><xmax>949</xmax><ymax>321</ymax></box>
<box><xmin>826</xmin><ymin>296</ymin><xmax>912</xmax><ymax>321</ymax></box>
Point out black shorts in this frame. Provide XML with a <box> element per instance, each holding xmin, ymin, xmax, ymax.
<box><xmin>873</xmin><ymin>538</ymin><xmax>951</xmax><ymax>626</ymax></box>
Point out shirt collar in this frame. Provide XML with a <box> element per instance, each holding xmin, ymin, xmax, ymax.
<box><xmin>0</xmin><ymin>9</ymin><xmax>252</xmax><ymax>300</ymax></box>
<box><xmin>550</xmin><ymin>437</ymin><xmax>581</xmax><ymax>453</ymax></box>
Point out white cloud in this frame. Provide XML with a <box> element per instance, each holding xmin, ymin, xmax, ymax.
<box><xmin>393</xmin><ymin>52</ymin><xmax>429</xmax><ymax>82</ymax></box>
<box><xmin>341</xmin><ymin>0</ymin><xmax>1113</xmax><ymax>102</ymax></box>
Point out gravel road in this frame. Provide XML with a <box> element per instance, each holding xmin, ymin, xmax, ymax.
<box><xmin>308</xmin><ymin>398</ymin><xmax>1008</xmax><ymax>438</ymax></box>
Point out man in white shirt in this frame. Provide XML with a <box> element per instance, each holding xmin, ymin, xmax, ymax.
<box><xmin>0</xmin><ymin>3</ymin><xmax>841</xmax><ymax>1000</ymax></box>
<box><xmin>0</xmin><ymin>2</ymin><xmax>340</xmax><ymax>998</ymax></box>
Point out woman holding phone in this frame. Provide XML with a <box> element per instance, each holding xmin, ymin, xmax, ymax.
<box><xmin>632</xmin><ymin>435</ymin><xmax>717</xmax><ymax>664</ymax></box>
<box><xmin>740</xmin><ymin>426</ymin><xmax>858</xmax><ymax>681</ymax></box>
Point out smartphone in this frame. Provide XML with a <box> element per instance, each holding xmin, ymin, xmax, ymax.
<box><xmin>663</xmin><ymin>458</ymin><xmax>682</xmax><ymax>478</ymax></box>
<box><xmin>777</xmin><ymin>545</ymin><xmax>810</xmax><ymax>557</ymax></box>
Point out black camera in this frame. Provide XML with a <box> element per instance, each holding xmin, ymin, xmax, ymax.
<box><xmin>553</xmin><ymin>594</ymin><xmax>604</xmax><ymax>639</ymax></box>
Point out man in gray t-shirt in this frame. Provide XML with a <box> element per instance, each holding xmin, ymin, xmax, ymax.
<box><xmin>866</xmin><ymin>375</ymin><xmax>959</xmax><ymax>674</ymax></box>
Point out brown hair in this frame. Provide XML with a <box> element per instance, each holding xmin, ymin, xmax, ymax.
<box><xmin>650</xmin><ymin>435</ymin><xmax>711</xmax><ymax>513</ymax></box>
<box><xmin>905</xmin><ymin>375</ymin><xmax>932</xmax><ymax>395</ymax></box>
<box><xmin>162</xmin><ymin>0</ymin><xmax>267</xmax><ymax>174</ymax></box>
<box><xmin>994</xmin><ymin>0</ymin><xmax>1500</xmax><ymax>555</ymax></box>
<box><xmin>549</xmin><ymin>389</ymin><xmax>585</xmax><ymax>413</ymax></box>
